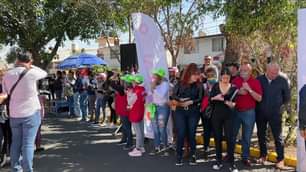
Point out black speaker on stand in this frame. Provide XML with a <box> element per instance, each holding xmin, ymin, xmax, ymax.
<box><xmin>120</xmin><ymin>43</ymin><xmax>138</xmax><ymax>73</ymax></box>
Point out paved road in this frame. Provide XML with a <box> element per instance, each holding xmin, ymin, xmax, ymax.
<box><xmin>2</xmin><ymin>114</ymin><xmax>295</xmax><ymax>172</ymax></box>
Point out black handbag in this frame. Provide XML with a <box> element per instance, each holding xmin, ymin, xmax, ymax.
<box><xmin>204</xmin><ymin>103</ymin><xmax>214</xmax><ymax>119</ymax></box>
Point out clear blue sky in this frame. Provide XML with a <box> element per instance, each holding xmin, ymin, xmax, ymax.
<box><xmin>0</xmin><ymin>14</ymin><xmax>224</xmax><ymax>59</ymax></box>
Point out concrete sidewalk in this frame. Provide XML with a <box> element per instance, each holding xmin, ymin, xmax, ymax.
<box><xmin>1</xmin><ymin>114</ymin><xmax>295</xmax><ymax>172</ymax></box>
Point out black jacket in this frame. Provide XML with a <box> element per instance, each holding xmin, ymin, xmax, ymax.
<box><xmin>299</xmin><ymin>85</ymin><xmax>306</xmax><ymax>129</ymax></box>
<box><xmin>172</xmin><ymin>82</ymin><xmax>204</xmax><ymax>109</ymax></box>
<box><xmin>256</xmin><ymin>74</ymin><xmax>290</xmax><ymax>116</ymax></box>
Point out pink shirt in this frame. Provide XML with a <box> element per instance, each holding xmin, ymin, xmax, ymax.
<box><xmin>3</xmin><ymin>66</ymin><xmax>47</xmax><ymax>118</ymax></box>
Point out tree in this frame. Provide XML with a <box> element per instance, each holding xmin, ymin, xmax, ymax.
<box><xmin>96</xmin><ymin>0</ymin><xmax>206</xmax><ymax>67</ymax></box>
<box><xmin>205</xmin><ymin>0</ymin><xmax>306</xmax><ymax>144</ymax></box>
<box><xmin>205</xmin><ymin>0</ymin><xmax>306</xmax><ymax>64</ymax></box>
<box><xmin>152</xmin><ymin>0</ymin><xmax>207</xmax><ymax>66</ymax></box>
<box><xmin>0</xmin><ymin>0</ymin><xmax>111</xmax><ymax>68</ymax></box>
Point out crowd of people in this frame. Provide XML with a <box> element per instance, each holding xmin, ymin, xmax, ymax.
<box><xmin>0</xmin><ymin>52</ymin><xmax>295</xmax><ymax>172</ymax></box>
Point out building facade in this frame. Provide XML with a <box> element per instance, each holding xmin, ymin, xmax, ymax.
<box><xmin>52</xmin><ymin>34</ymin><xmax>226</xmax><ymax>72</ymax></box>
<box><xmin>176</xmin><ymin>34</ymin><xmax>226</xmax><ymax>66</ymax></box>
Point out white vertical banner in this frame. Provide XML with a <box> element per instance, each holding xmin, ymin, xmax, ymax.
<box><xmin>132</xmin><ymin>13</ymin><xmax>173</xmax><ymax>141</ymax></box>
<box><xmin>297</xmin><ymin>9</ymin><xmax>306</xmax><ymax>172</ymax></box>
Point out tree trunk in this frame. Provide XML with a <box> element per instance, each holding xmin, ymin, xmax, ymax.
<box><xmin>224</xmin><ymin>33</ymin><xmax>240</xmax><ymax>65</ymax></box>
<box><xmin>105</xmin><ymin>37</ymin><xmax>120</xmax><ymax>63</ymax></box>
<box><xmin>31</xmin><ymin>35</ymin><xmax>63</xmax><ymax>69</ymax></box>
<box><xmin>171</xmin><ymin>54</ymin><xmax>177</xmax><ymax>67</ymax></box>
<box><xmin>31</xmin><ymin>49</ymin><xmax>43</xmax><ymax>68</ymax></box>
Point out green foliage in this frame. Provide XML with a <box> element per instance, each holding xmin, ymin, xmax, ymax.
<box><xmin>205</xmin><ymin>0</ymin><xmax>298</xmax><ymax>39</ymax></box>
<box><xmin>203</xmin><ymin>0</ymin><xmax>303</xmax><ymax>144</ymax></box>
<box><xmin>5</xmin><ymin>47</ymin><xmax>17</xmax><ymax>64</ymax></box>
<box><xmin>0</xmin><ymin>0</ymin><xmax>111</xmax><ymax>67</ymax></box>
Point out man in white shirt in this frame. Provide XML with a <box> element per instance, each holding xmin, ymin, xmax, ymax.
<box><xmin>2</xmin><ymin>51</ymin><xmax>47</xmax><ymax>172</ymax></box>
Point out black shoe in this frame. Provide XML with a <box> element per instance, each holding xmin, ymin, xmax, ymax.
<box><xmin>203</xmin><ymin>149</ymin><xmax>209</xmax><ymax>160</ymax></box>
<box><xmin>35</xmin><ymin>147</ymin><xmax>45</xmax><ymax>153</ymax></box>
<box><xmin>116</xmin><ymin>141</ymin><xmax>127</xmax><ymax>146</ymax></box>
<box><xmin>149</xmin><ymin>147</ymin><xmax>160</xmax><ymax>156</ymax></box>
<box><xmin>123</xmin><ymin>145</ymin><xmax>134</xmax><ymax>151</ymax></box>
<box><xmin>242</xmin><ymin>159</ymin><xmax>252</xmax><ymax>167</ymax></box>
<box><xmin>175</xmin><ymin>158</ymin><xmax>183</xmax><ymax>166</ymax></box>
<box><xmin>189</xmin><ymin>155</ymin><xmax>197</xmax><ymax>165</ymax></box>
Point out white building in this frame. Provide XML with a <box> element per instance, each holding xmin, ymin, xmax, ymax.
<box><xmin>52</xmin><ymin>34</ymin><xmax>226</xmax><ymax>72</ymax></box>
<box><xmin>176</xmin><ymin>33</ymin><xmax>226</xmax><ymax>66</ymax></box>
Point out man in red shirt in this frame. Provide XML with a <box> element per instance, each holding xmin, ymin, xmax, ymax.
<box><xmin>232</xmin><ymin>63</ymin><xmax>262</xmax><ymax>167</ymax></box>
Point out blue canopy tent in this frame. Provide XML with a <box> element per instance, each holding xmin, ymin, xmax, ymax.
<box><xmin>57</xmin><ymin>53</ymin><xmax>107</xmax><ymax>70</ymax></box>
<box><xmin>57</xmin><ymin>56</ymin><xmax>79</xmax><ymax>69</ymax></box>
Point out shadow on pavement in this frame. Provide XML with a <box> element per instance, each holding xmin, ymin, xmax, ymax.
<box><xmin>2</xmin><ymin>113</ymin><xmax>296</xmax><ymax>172</ymax></box>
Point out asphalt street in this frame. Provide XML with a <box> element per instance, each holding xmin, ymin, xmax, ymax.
<box><xmin>1</xmin><ymin>113</ymin><xmax>295</xmax><ymax>172</ymax></box>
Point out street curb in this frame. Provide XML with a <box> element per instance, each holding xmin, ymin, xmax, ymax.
<box><xmin>196</xmin><ymin>136</ymin><xmax>297</xmax><ymax>167</ymax></box>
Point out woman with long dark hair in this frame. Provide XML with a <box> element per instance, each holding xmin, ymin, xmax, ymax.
<box><xmin>210</xmin><ymin>68</ymin><xmax>238</xmax><ymax>172</ymax></box>
<box><xmin>172</xmin><ymin>63</ymin><xmax>203</xmax><ymax>166</ymax></box>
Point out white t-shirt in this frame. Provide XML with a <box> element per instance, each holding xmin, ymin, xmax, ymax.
<box><xmin>152</xmin><ymin>81</ymin><xmax>169</xmax><ymax>106</ymax></box>
<box><xmin>2</xmin><ymin>66</ymin><xmax>47</xmax><ymax>118</ymax></box>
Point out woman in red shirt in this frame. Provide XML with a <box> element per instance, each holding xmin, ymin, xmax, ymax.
<box><xmin>112</xmin><ymin>74</ymin><xmax>133</xmax><ymax>150</ymax></box>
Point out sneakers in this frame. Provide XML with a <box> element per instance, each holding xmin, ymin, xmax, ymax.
<box><xmin>0</xmin><ymin>154</ymin><xmax>7</xmax><ymax>167</ymax></box>
<box><xmin>139</xmin><ymin>147</ymin><xmax>146</xmax><ymax>153</ymax></box>
<box><xmin>229</xmin><ymin>164</ymin><xmax>239</xmax><ymax>172</ymax></box>
<box><xmin>189</xmin><ymin>155</ymin><xmax>197</xmax><ymax>165</ymax></box>
<box><xmin>175</xmin><ymin>158</ymin><xmax>183</xmax><ymax>166</ymax></box>
<box><xmin>128</xmin><ymin>148</ymin><xmax>142</xmax><ymax>157</ymax></box>
<box><xmin>256</xmin><ymin>156</ymin><xmax>267</xmax><ymax>165</ymax></box>
<box><xmin>212</xmin><ymin>162</ymin><xmax>223</xmax><ymax>170</ymax></box>
<box><xmin>275</xmin><ymin>160</ymin><xmax>285</xmax><ymax>170</ymax></box>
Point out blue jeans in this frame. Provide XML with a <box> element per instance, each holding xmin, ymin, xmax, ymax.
<box><xmin>79</xmin><ymin>91</ymin><xmax>88</xmax><ymax>120</ymax></box>
<box><xmin>95</xmin><ymin>97</ymin><xmax>107</xmax><ymax>122</ymax></box>
<box><xmin>132</xmin><ymin>120</ymin><xmax>144</xmax><ymax>149</ymax></box>
<box><xmin>233</xmin><ymin>109</ymin><xmax>256</xmax><ymax>160</ymax></box>
<box><xmin>174</xmin><ymin>108</ymin><xmax>200</xmax><ymax>159</ymax></box>
<box><xmin>73</xmin><ymin>93</ymin><xmax>81</xmax><ymax>117</ymax></box>
<box><xmin>55</xmin><ymin>90</ymin><xmax>62</xmax><ymax>99</ymax></box>
<box><xmin>120</xmin><ymin>116</ymin><xmax>132</xmax><ymax>147</ymax></box>
<box><xmin>151</xmin><ymin>105</ymin><xmax>170</xmax><ymax>148</ymax></box>
<box><xmin>10</xmin><ymin>112</ymin><xmax>41</xmax><ymax>172</ymax></box>
<box><xmin>67</xmin><ymin>96</ymin><xmax>74</xmax><ymax>116</ymax></box>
